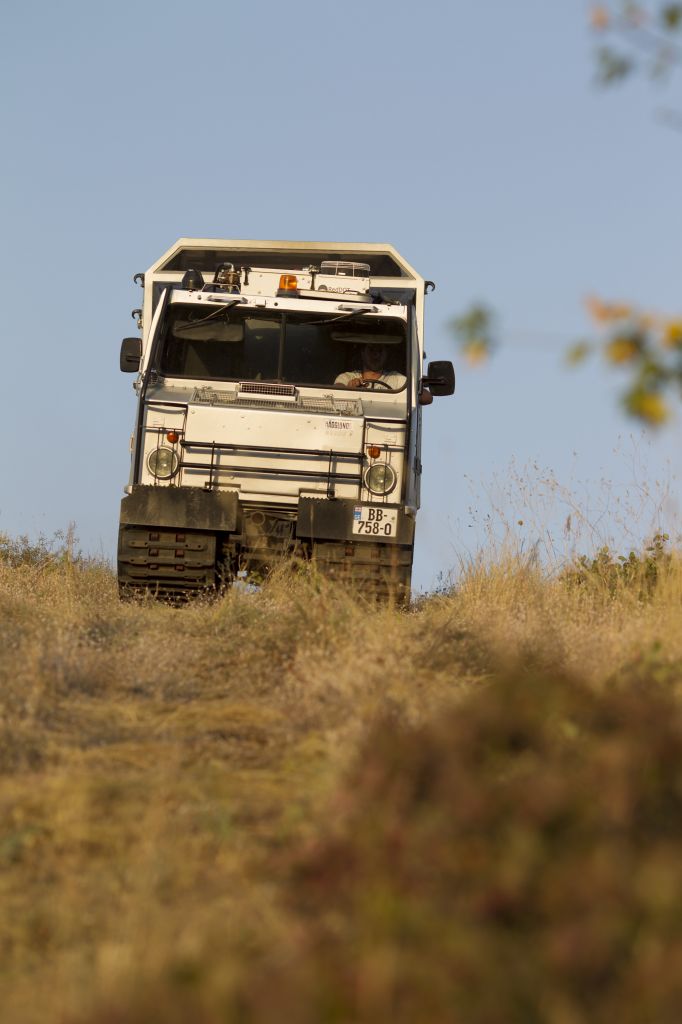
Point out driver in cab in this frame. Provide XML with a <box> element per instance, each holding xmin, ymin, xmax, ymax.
<box><xmin>334</xmin><ymin>344</ymin><xmax>406</xmax><ymax>390</ymax></box>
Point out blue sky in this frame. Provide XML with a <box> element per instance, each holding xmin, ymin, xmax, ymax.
<box><xmin>2</xmin><ymin>1</ymin><xmax>681</xmax><ymax>590</ymax></box>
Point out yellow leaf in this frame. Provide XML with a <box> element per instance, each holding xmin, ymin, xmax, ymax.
<box><xmin>585</xmin><ymin>295</ymin><xmax>632</xmax><ymax>324</ymax></box>
<box><xmin>605</xmin><ymin>337</ymin><xmax>639</xmax><ymax>364</ymax></box>
<box><xmin>462</xmin><ymin>339</ymin><xmax>490</xmax><ymax>366</ymax></box>
<box><xmin>585</xmin><ymin>294</ymin><xmax>610</xmax><ymax>323</ymax></box>
<box><xmin>628</xmin><ymin>392</ymin><xmax>670</xmax><ymax>426</ymax></box>
<box><xmin>607</xmin><ymin>302</ymin><xmax>633</xmax><ymax>321</ymax></box>
<box><xmin>590</xmin><ymin>5</ymin><xmax>610</xmax><ymax>29</ymax></box>
<box><xmin>662</xmin><ymin>319</ymin><xmax>682</xmax><ymax>348</ymax></box>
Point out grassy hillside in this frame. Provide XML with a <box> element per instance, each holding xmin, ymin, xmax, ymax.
<box><xmin>1</xmin><ymin>538</ymin><xmax>681</xmax><ymax>1023</ymax></box>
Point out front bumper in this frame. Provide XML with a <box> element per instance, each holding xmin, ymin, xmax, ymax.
<box><xmin>119</xmin><ymin>486</ymin><xmax>414</xmax><ymax>545</ymax></box>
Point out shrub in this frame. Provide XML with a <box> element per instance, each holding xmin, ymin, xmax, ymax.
<box><xmin>562</xmin><ymin>532</ymin><xmax>672</xmax><ymax>598</ymax></box>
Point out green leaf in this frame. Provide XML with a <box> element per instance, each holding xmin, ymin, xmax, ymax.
<box><xmin>451</xmin><ymin>304</ymin><xmax>494</xmax><ymax>340</ymax></box>
<box><xmin>596</xmin><ymin>46</ymin><xmax>635</xmax><ymax>84</ymax></box>
<box><xmin>450</xmin><ymin>303</ymin><xmax>496</xmax><ymax>358</ymax></box>
<box><xmin>565</xmin><ymin>341</ymin><xmax>592</xmax><ymax>366</ymax></box>
<box><xmin>661</xmin><ymin>4</ymin><xmax>682</xmax><ymax>30</ymax></box>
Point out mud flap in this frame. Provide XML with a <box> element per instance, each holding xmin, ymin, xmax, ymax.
<box><xmin>296</xmin><ymin>497</ymin><xmax>415</xmax><ymax>545</ymax></box>
<box><xmin>120</xmin><ymin>485</ymin><xmax>238</xmax><ymax>532</ymax></box>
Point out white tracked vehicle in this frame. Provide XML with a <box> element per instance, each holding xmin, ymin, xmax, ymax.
<box><xmin>118</xmin><ymin>239</ymin><xmax>454</xmax><ymax>601</ymax></box>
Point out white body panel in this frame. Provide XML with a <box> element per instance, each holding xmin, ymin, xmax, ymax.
<box><xmin>138</xmin><ymin>384</ymin><xmax>407</xmax><ymax>505</ymax></box>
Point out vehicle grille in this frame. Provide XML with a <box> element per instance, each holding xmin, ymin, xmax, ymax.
<box><xmin>239</xmin><ymin>382</ymin><xmax>296</xmax><ymax>397</ymax></box>
<box><xmin>192</xmin><ymin>387</ymin><xmax>362</xmax><ymax>417</ymax></box>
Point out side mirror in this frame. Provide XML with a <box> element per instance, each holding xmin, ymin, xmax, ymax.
<box><xmin>421</xmin><ymin>360</ymin><xmax>455</xmax><ymax>397</ymax></box>
<box><xmin>120</xmin><ymin>337</ymin><xmax>142</xmax><ymax>372</ymax></box>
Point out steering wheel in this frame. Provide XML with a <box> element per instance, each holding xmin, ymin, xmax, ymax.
<box><xmin>360</xmin><ymin>377</ymin><xmax>392</xmax><ymax>391</ymax></box>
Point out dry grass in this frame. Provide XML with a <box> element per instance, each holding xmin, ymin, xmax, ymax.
<box><xmin>1</xmin><ymin>540</ymin><xmax>681</xmax><ymax>1022</ymax></box>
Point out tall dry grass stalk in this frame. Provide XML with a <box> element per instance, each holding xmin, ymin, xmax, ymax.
<box><xmin>1</xmin><ymin>538</ymin><xmax>681</xmax><ymax>1022</ymax></box>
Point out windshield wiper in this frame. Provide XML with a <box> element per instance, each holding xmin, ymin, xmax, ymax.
<box><xmin>173</xmin><ymin>300</ymin><xmax>243</xmax><ymax>332</ymax></box>
<box><xmin>304</xmin><ymin>307</ymin><xmax>378</xmax><ymax>327</ymax></box>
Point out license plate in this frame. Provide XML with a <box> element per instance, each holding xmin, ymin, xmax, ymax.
<box><xmin>352</xmin><ymin>506</ymin><xmax>398</xmax><ymax>537</ymax></box>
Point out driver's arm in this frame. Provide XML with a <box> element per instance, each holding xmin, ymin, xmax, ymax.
<box><xmin>334</xmin><ymin>371</ymin><xmax>362</xmax><ymax>388</ymax></box>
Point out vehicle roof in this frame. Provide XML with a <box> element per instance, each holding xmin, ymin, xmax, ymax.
<box><xmin>147</xmin><ymin>238</ymin><xmax>424</xmax><ymax>286</ymax></box>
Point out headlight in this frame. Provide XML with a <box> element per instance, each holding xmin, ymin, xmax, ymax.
<box><xmin>147</xmin><ymin>446</ymin><xmax>179</xmax><ymax>479</ymax></box>
<box><xmin>364</xmin><ymin>462</ymin><xmax>396</xmax><ymax>496</ymax></box>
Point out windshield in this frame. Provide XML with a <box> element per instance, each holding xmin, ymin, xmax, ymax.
<box><xmin>158</xmin><ymin>304</ymin><xmax>408</xmax><ymax>391</ymax></box>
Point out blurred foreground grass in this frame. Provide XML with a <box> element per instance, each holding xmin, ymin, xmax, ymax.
<box><xmin>1</xmin><ymin>537</ymin><xmax>681</xmax><ymax>1023</ymax></box>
